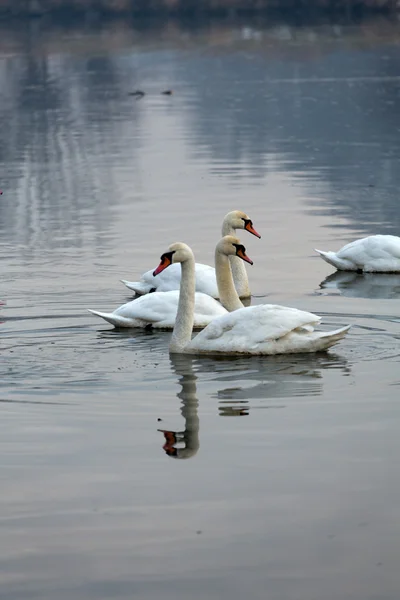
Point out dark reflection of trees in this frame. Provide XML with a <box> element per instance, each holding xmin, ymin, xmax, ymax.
<box><xmin>1</xmin><ymin>18</ymin><xmax>399</xmax><ymax>248</ymax></box>
<box><xmin>0</xmin><ymin>22</ymin><xmax>142</xmax><ymax>250</ymax></box>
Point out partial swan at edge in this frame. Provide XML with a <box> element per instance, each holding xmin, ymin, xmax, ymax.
<box><xmin>315</xmin><ymin>235</ymin><xmax>400</xmax><ymax>273</ymax></box>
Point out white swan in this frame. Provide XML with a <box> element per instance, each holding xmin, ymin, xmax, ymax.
<box><xmin>153</xmin><ymin>237</ymin><xmax>350</xmax><ymax>355</ymax></box>
<box><xmin>315</xmin><ymin>235</ymin><xmax>400</xmax><ymax>273</ymax></box>
<box><xmin>87</xmin><ymin>235</ymin><xmax>252</xmax><ymax>329</ymax></box>
<box><xmin>87</xmin><ymin>290</ymin><xmax>227</xmax><ymax>329</ymax></box>
<box><xmin>121</xmin><ymin>210</ymin><xmax>260</xmax><ymax>299</ymax></box>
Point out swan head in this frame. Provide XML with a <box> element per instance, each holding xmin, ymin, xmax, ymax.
<box><xmin>158</xmin><ymin>429</ymin><xmax>199</xmax><ymax>459</ymax></box>
<box><xmin>217</xmin><ymin>235</ymin><xmax>254</xmax><ymax>265</ymax></box>
<box><xmin>153</xmin><ymin>242</ymin><xmax>194</xmax><ymax>276</ymax></box>
<box><xmin>224</xmin><ymin>210</ymin><xmax>261</xmax><ymax>238</ymax></box>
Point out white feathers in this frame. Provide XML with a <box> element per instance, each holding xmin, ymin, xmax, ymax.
<box><xmin>152</xmin><ymin>241</ymin><xmax>351</xmax><ymax>356</ymax></box>
<box><xmin>121</xmin><ymin>263</ymin><xmax>218</xmax><ymax>298</ymax></box>
<box><xmin>187</xmin><ymin>305</ymin><xmax>350</xmax><ymax>355</ymax></box>
<box><xmin>316</xmin><ymin>235</ymin><xmax>400</xmax><ymax>273</ymax></box>
<box><xmin>88</xmin><ymin>291</ymin><xmax>227</xmax><ymax>330</ymax></box>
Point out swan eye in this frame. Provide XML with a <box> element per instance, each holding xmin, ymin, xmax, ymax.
<box><xmin>153</xmin><ymin>251</ymin><xmax>175</xmax><ymax>276</ymax></box>
<box><xmin>160</xmin><ymin>251</ymin><xmax>175</xmax><ymax>264</ymax></box>
<box><xmin>242</xmin><ymin>218</ymin><xmax>261</xmax><ymax>239</ymax></box>
<box><xmin>233</xmin><ymin>243</ymin><xmax>254</xmax><ymax>266</ymax></box>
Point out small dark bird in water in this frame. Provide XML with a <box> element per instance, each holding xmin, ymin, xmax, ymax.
<box><xmin>161</xmin><ymin>90</ymin><xmax>173</xmax><ymax>95</ymax></box>
<box><xmin>128</xmin><ymin>90</ymin><xmax>145</xmax><ymax>99</ymax></box>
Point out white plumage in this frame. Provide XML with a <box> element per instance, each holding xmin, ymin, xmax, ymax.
<box><xmin>121</xmin><ymin>263</ymin><xmax>217</xmax><ymax>297</ymax></box>
<box><xmin>154</xmin><ymin>239</ymin><xmax>350</xmax><ymax>356</ymax></box>
<box><xmin>121</xmin><ymin>210</ymin><xmax>260</xmax><ymax>298</ymax></box>
<box><xmin>87</xmin><ymin>291</ymin><xmax>226</xmax><ymax>329</ymax></box>
<box><xmin>187</xmin><ymin>304</ymin><xmax>349</xmax><ymax>355</ymax></box>
<box><xmin>315</xmin><ymin>235</ymin><xmax>400</xmax><ymax>273</ymax></box>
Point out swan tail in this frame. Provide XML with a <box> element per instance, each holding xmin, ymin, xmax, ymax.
<box><xmin>315</xmin><ymin>249</ymin><xmax>357</xmax><ymax>271</ymax></box>
<box><xmin>317</xmin><ymin>325</ymin><xmax>351</xmax><ymax>349</ymax></box>
<box><xmin>87</xmin><ymin>309</ymin><xmax>134</xmax><ymax>328</ymax></box>
<box><xmin>314</xmin><ymin>248</ymin><xmax>343</xmax><ymax>268</ymax></box>
<box><xmin>120</xmin><ymin>280</ymin><xmax>153</xmax><ymax>295</ymax></box>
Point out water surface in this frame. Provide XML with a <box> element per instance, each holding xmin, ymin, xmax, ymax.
<box><xmin>1</xmin><ymin>16</ymin><xmax>400</xmax><ymax>600</ymax></box>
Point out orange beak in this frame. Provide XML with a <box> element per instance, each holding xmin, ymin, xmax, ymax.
<box><xmin>237</xmin><ymin>247</ymin><xmax>253</xmax><ymax>265</ymax></box>
<box><xmin>153</xmin><ymin>256</ymin><xmax>172</xmax><ymax>276</ymax></box>
<box><xmin>158</xmin><ymin>429</ymin><xmax>178</xmax><ymax>456</ymax></box>
<box><xmin>245</xmin><ymin>221</ymin><xmax>261</xmax><ymax>238</ymax></box>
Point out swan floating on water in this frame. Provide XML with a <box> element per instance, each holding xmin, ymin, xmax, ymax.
<box><xmin>87</xmin><ymin>234</ymin><xmax>252</xmax><ymax>329</ymax></box>
<box><xmin>153</xmin><ymin>237</ymin><xmax>350</xmax><ymax>355</ymax></box>
<box><xmin>121</xmin><ymin>210</ymin><xmax>260</xmax><ymax>299</ymax></box>
<box><xmin>87</xmin><ymin>290</ymin><xmax>226</xmax><ymax>330</ymax></box>
<box><xmin>315</xmin><ymin>235</ymin><xmax>400</xmax><ymax>273</ymax></box>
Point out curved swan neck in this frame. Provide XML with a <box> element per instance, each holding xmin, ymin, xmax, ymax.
<box><xmin>221</xmin><ymin>219</ymin><xmax>250</xmax><ymax>298</ymax></box>
<box><xmin>170</xmin><ymin>255</ymin><xmax>196</xmax><ymax>353</ymax></box>
<box><xmin>221</xmin><ymin>217</ymin><xmax>236</xmax><ymax>238</ymax></box>
<box><xmin>215</xmin><ymin>249</ymin><xmax>244</xmax><ymax>312</ymax></box>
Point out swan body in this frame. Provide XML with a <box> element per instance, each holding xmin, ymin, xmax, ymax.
<box><xmin>122</xmin><ymin>210</ymin><xmax>260</xmax><ymax>299</ymax></box>
<box><xmin>154</xmin><ymin>237</ymin><xmax>350</xmax><ymax>355</ymax></box>
<box><xmin>88</xmin><ymin>291</ymin><xmax>227</xmax><ymax>329</ymax></box>
<box><xmin>187</xmin><ymin>305</ymin><xmax>349</xmax><ymax>355</ymax></box>
<box><xmin>121</xmin><ymin>263</ymin><xmax>217</xmax><ymax>297</ymax></box>
<box><xmin>315</xmin><ymin>235</ymin><xmax>400</xmax><ymax>273</ymax></box>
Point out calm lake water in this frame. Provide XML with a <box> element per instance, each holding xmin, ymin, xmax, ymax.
<box><xmin>1</xmin><ymin>15</ymin><xmax>400</xmax><ymax>600</ymax></box>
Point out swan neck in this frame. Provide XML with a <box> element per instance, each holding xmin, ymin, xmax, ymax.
<box><xmin>215</xmin><ymin>249</ymin><xmax>244</xmax><ymax>312</ymax></box>
<box><xmin>221</xmin><ymin>220</ymin><xmax>250</xmax><ymax>298</ymax></box>
<box><xmin>178</xmin><ymin>371</ymin><xmax>200</xmax><ymax>457</ymax></box>
<box><xmin>221</xmin><ymin>219</ymin><xmax>235</xmax><ymax>237</ymax></box>
<box><xmin>170</xmin><ymin>256</ymin><xmax>196</xmax><ymax>353</ymax></box>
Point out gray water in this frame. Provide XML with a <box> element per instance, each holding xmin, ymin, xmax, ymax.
<box><xmin>1</xmin><ymin>16</ymin><xmax>400</xmax><ymax>600</ymax></box>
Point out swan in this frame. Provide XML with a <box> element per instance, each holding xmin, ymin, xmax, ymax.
<box><xmin>153</xmin><ymin>237</ymin><xmax>350</xmax><ymax>355</ymax></box>
<box><xmin>87</xmin><ymin>235</ymin><xmax>251</xmax><ymax>329</ymax></box>
<box><xmin>121</xmin><ymin>210</ymin><xmax>260</xmax><ymax>299</ymax></box>
<box><xmin>315</xmin><ymin>235</ymin><xmax>400</xmax><ymax>273</ymax></box>
<box><xmin>87</xmin><ymin>290</ymin><xmax>227</xmax><ymax>329</ymax></box>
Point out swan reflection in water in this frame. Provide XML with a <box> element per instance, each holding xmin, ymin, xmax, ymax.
<box><xmin>159</xmin><ymin>352</ymin><xmax>350</xmax><ymax>459</ymax></box>
<box><xmin>158</xmin><ymin>355</ymin><xmax>201</xmax><ymax>460</ymax></box>
<box><xmin>195</xmin><ymin>353</ymin><xmax>350</xmax><ymax>406</ymax></box>
<box><xmin>320</xmin><ymin>271</ymin><xmax>400</xmax><ymax>300</ymax></box>
<box><xmin>158</xmin><ymin>355</ymin><xmax>253</xmax><ymax>459</ymax></box>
